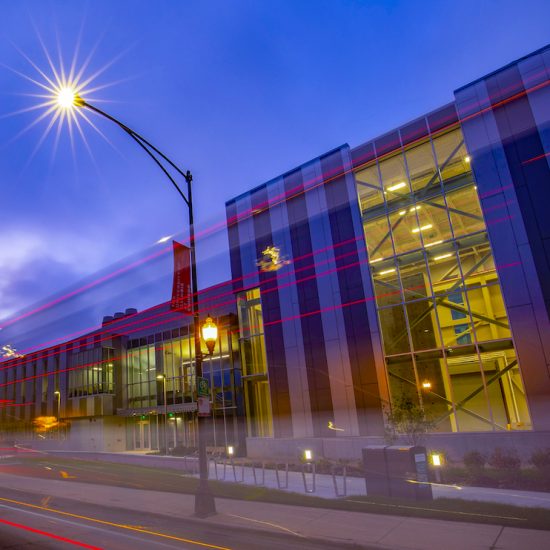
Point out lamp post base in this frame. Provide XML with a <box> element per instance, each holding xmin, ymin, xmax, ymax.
<box><xmin>194</xmin><ymin>486</ymin><xmax>217</xmax><ymax>518</ymax></box>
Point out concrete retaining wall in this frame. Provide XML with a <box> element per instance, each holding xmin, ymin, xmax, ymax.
<box><xmin>246</xmin><ymin>431</ymin><xmax>550</xmax><ymax>462</ymax></box>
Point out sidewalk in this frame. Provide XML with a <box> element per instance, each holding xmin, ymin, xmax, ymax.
<box><xmin>0</xmin><ymin>472</ymin><xmax>549</xmax><ymax>550</ymax></box>
<box><xmin>44</xmin><ymin>449</ymin><xmax>550</xmax><ymax>510</ymax></box>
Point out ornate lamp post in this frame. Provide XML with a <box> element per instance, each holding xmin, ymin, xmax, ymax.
<box><xmin>59</xmin><ymin>89</ymin><xmax>216</xmax><ymax>517</ymax></box>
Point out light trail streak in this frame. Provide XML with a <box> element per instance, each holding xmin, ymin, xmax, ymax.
<box><xmin>0</xmin><ymin>496</ymin><xmax>232</xmax><ymax>550</ymax></box>
<box><xmin>0</xmin><ymin>516</ymin><xmax>102</xmax><ymax>549</ymax></box>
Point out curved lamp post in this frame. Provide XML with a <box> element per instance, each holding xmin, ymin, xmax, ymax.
<box><xmin>60</xmin><ymin>89</ymin><xmax>216</xmax><ymax>517</ymax></box>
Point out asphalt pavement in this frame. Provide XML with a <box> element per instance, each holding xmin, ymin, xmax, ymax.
<box><xmin>2</xmin><ymin>447</ymin><xmax>550</xmax><ymax>549</ymax></box>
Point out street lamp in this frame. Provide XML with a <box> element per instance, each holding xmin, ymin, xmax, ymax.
<box><xmin>62</xmin><ymin>89</ymin><xmax>216</xmax><ymax>517</ymax></box>
<box><xmin>157</xmin><ymin>374</ymin><xmax>168</xmax><ymax>454</ymax></box>
<box><xmin>201</xmin><ymin>315</ymin><xmax>218</xmax><ymax>356</ymax></box>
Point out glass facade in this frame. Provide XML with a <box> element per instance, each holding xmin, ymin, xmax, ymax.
<box><xmin>356</xmin><ymin>126</ymin><xmax>531</xmax><ymax>432</ymax></box>
<box><xmin>237</xmin><ymin>288</ymin><xmax>273</xmax><ymax>437</ymax></box>
<box><xmin>124</xmin><ymin>318</ymin><xmax>242</xmax><ymax>450</ymax></box>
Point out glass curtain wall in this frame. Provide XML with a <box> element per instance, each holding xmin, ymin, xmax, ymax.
<box><xmin>125</xmin><ymin>321</ymin><xmax>240</xmax><ymax>449</ymax></box>
<box><xmin>237</xmin><ymin>288</ymin><xmax>273</xmax><ymax>437</ymax></box>
<box><xmin>356</xmin><ymin>126</ymin><xmax>531</xmax><ymax>432</ymax></box>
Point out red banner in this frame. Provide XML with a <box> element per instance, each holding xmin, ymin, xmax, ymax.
<box><xmin>171</xmin><ymin>241</ymin><xmax>192</xmax><ymax>313</ymax></box>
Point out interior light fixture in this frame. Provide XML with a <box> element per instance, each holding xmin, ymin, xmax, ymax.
<box><xmin>387</xmin><ymin>182</ymin><xmax>407</xmax><ymax>192</ymax></box>
<box><xmin>369</xmin><ymin>257</ymin><xmax>383</xmax><ymax>264</ymax></box>
<box><xmin>433</xmin><ymin>253</ymin><xmax>452</xmax><ymax>261</ymax></box>
<box><xmin>424</xmin><ymin>240</ymin><xmax>443</xmax><ymax>248</ymax></box>
<box><xmin>411</xmin><ymin>224</ymin><xmax>433</xmax><ymax>234</ymax></box>
<box><xmin>465</xmin><ymin>156</ymin><xmax>471</xmax><ymax>163</ymax></box>
<box><xmin>379</xmin><ymin>268</ymin><xmax>396</xmax><ymax>275</ymax></box>
<box><xmin>399</xmin><ymin>210</ymin><xmax>407</xmax><ymax>216</ymax></box>
<box><xmin>422</xmin><ymin>380</ymin><xmax>432</xmax><ymax>389</ymax></box>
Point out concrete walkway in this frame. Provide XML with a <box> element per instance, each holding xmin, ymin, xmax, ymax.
<box><xmin>42</xmin><ymin>449</ymin><xmax>550</xmax><ymax>510</ymax></box>
<box><xmin>0</xmin><ymin>472</ymin><xmax>549</xmax><ymax>550</ymax></box>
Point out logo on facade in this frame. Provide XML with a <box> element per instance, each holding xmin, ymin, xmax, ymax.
<box><xmin>257</xmin><ymin>245</ymin><xmax>290</xmax><ymax>272</ymax></box>
<box><xmin>1</xmin><ymin>344</ymin><xmax>24</xmax><ymax>359</ymax></box>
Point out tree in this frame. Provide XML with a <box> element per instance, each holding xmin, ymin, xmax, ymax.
<box><xmin>384</xmin><ymin>396</ymin><xmax>434</xmax><ymax>446</ymax></box>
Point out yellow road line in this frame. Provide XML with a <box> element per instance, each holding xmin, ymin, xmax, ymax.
<box><xmin>60</xmin><ymin>471</ymin><xmax>76</xmax><ymax>479</ymax></box>
<box><xmin>0</xmin><ymin>496</ymin><xmax>231</xmax><ymax>550</ymax></box>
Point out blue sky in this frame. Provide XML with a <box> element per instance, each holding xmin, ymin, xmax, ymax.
<box><xmin>1</xmin><ymin>0</ymin><xmax>549</xmax><ymax>349</ymax></box>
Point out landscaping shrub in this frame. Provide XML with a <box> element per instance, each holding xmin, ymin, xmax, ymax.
<box><xmin>462</xmin><ymin>450</ymin><xmax>486</xmax><ymax>482</ymax></box>
<box><xmin>170</xmin><ymin>445</ymin><xmax>197</xmax><ymax>456</ymax></box>
<box><xmin>463</xmin><ymin>450</ymin><xmax>486</xmax><ymax>470</ymax></box>
<box><xmin>488</xmin><ymin>448</ymin><xmax>521</xmax><ymax>484</ymax></box>
<box><xmin>531</xmin><ymin>448</ymin><xmax>550</xmax><ymax>476</ymax></box>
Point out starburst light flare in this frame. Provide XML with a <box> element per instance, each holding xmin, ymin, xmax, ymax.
<box><xmin>4</xmin><ymin>25</ymin><xmax>130</xmax><ymax>163</ymax></box>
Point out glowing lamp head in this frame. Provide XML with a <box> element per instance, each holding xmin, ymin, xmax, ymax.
<box><xmin>201</xmin><ymin>315</ymin><xmax>218</xmax><ymax>355</ymax></box>
<box><xmin>227</xmin><ymin>445</ymin><xmax>234</xmax><ymax>456</ymax></box>
<box><xmin>304</xmin><ymin>449</ymin><xmax>313</xmax><ymax>461</ymax></box>
<box><xmin>56</xmin><ymin>87</ymin><xmax>84</xmax><ymax>110</ymax></box>
<box><xmin>56</xmin><ymin>87</ymin><xmax>77</xmax><ymax>109</ymax></box>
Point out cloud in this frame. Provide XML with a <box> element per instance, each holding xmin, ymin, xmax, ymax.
<box><xmin>0</xmin><ymin>227</ymin><xmax>107</xmax><ymax>320</ymax></box>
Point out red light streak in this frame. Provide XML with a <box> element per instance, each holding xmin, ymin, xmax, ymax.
<box><xmin>0</xmin><ymin>252</ymin><xmax>521</xmax><ymax>390</ymax></box>
<box><xmin>12</xmin><ymin>235</ymin><xmax>365</xmax><ymax>359</ymax></box>
<box><xmin>1</xmin><ymin>73</ymin><xmax>548</xmax><ymax>338</ymax></box>
<box><xmin>0</xmin><ymin>210</ymin><xmax>522</xmax><ymax>378</ymax></box>
<box><xmin>0</xmin><ymin>245</ymin><xmax>172</xmax><ymax>331</ymax></box>
<box><xmin>0</xmin><ymin>517</ymin><xmax>102</xmax><ymax>549</ymax></box>
<box><xmin>522</xmin><ymin>151</ymin><xmax>550</xmax><ymax>165</ymax></box>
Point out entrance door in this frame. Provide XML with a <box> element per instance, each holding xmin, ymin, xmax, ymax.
<box><xmin>134</xmin><ymin>420</ymin><xmax>151</xmax><ymax>450</ymax></box>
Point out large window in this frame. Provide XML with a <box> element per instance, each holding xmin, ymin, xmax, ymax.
<box><xmin>357</xmin><ymin>127</ymin><xmax>531</xmax><ymax>432</ymax></box>
<box><xmin>237</xmin><ymin>288</ymin><xmax>273</xmax><ymax>437</ymax></box>
<box><xmin>69</xmin><ymin>347</ymin><xmax>114</xmax><ymax>398</ymax></box>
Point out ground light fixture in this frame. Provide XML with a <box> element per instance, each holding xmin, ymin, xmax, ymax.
<box><xmin>304</xmin><ymin>449</ymin><xmax>313</xmax><ymax>462</ymax></box>
<box><xmin>430</xmin><ymin>452</ymin><xmax>443</xmax><ymax>482</ymax></box>
<box><xmin>63</xmin><ymin>92</ymin><xmax>217</xmax><ymax>517</ymax></box>
<box><xmin>227</xmin><ymin>445</ymin><xmax>234</xmax><ymax>457</ymax></box>
<box><xmin>431</xmin><ymin>453</ymin><xmax>442</xmax><ymax>467</ymax></box>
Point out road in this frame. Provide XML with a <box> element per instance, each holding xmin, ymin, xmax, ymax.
<box><xmin>0</xmin><ymin>450</ymin><xmax>364</xmax><ymax>549</ymax></box>
<box><xmin>0</xmin><ymin>485</ymin><xmax>355</xmax><ymax>550</ymax></box>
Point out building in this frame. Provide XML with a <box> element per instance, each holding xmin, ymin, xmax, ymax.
<box><xmin>2</xmin><ymin>45</ymin><xmax>550</xmax><ymax>459</ymax></box>
<box><xmin>0</xmin><ymin>285</ymin><xmax>246</xmax><ymax>453</ymax></box>
<box><xmin>226</xmin><ymin>44</ymin><xmax>550</xmax><ymax>457</ymax></box>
